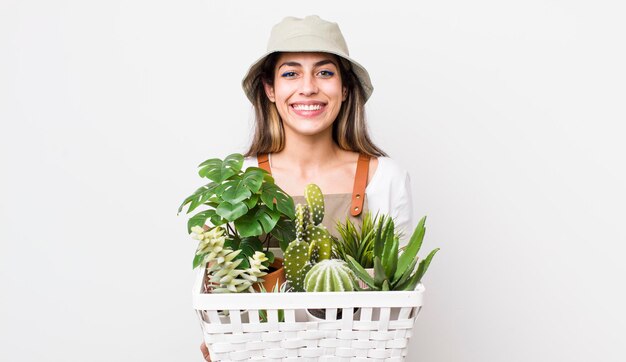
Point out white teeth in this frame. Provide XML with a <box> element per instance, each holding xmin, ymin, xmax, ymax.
<box><xmin>293</xmin><ymin>104</ymin><xmax>322</xmax><ymax>111</ymax></box>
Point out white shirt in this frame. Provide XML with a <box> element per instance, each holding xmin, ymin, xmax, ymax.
<box><xmin>243</xmin><ymin>156</ymin><xmax>415</xmax><ymax>246</ymax></box>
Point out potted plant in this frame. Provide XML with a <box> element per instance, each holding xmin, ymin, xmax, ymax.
<box><xmin>333</xmin><ymin>212</ymin><xmax>403</xmax><ymax>288</ymax></box>
<box><xmin>178</xmin><ymin>153</ymin><xmax>296</xmax><ymax>293</ymax></box>
<box><xmin>345</xmin><ymin>215</ymin><xmax>440</xmax><ymax>291</ymax></box>
<box><xmin>303</xmin><ymin>258</ymin><xmax>359</xmax><ymax>320</ymax></box>
<box><xmin>283</xmin><ymin>184</ymin><xmax>334</xmax><ymax>291</ymax></box>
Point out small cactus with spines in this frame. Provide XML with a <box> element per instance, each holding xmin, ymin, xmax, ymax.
<box><xmin>303</xmin><ymin>184</ymin><xmax>333</xmax><ymax>262</ymax></box>
<box><xmin>284</xmin><ymin>204</ymin><xmax>313</xmax><ymax>291</ymax></box>
<box><xmin>283</xmin><ymin>184</ymin><xmax>334</xmax><ymax>291</ymax></box>
<box><xmin>304</xmin><ymin>259</ymin><xmax>358</xmax><ymax>292</ymax></box>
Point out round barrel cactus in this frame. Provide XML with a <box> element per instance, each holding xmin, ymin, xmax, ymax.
<box><xmin>304</xmin><ymin>259</ymin><xmax>358</xmax><ymax>292</ymax></box>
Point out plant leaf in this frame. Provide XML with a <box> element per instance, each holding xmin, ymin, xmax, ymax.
<box><xmin>233</xmin><ymin>252</ymin><xmax>251</xmax><ymax>269</ymax></box>
<box><xmin>243</xmin><ymin>194</ymin><xmax>259</xmax><ymax>210</ymax></box>
<box><xmin>209</xmin><ymin>213</ymin><xmax>227</xmax><ymax>226</ymax></box>
<box><xmin>222</xmin><ymin>179</ymin><xmax>252</xmax><ymax>204</ymax></box>
<box><xmin>234</xmin><ymin>205</ymin><xmax>280</xmax><ymax>237</ymax></box>
<box><xmin>260</xmin><ymin>183</ymin><xmax>295</xmax><ymax>219</ymax></box>
<box><xmin>240</xmin><ymin>237</ymin><xmax>263</xmax><ymax>252</ymax></box>
<box><xmin>346</xmin><ymin>255</ymin><xmax>377</xmax><ymax>290</ymax></box>
<box><xmin>393</xmin><ymin>257</ymin><xmax>419</xmax><ymax>289</ymax></box>
<box><xmin>382</xmin><ymin>280</ymin><xmax>390</xmax><ymax>291</ymax></box>
<box><xmin>187</xmin><ymin>210</ymin><xmax>216</xmax><ymax>233</ymax></box>
<box><xmin>242</xmin><ymin>167</ymin><xmax>266</xmax><ymax>193</ymax></box>
<box><xmin>270</xmin><ymin>217</ymin><xmax>296</xmax><ymax>251</ymax></box>
<box><xmin>178</xmin><ymin>182</ymin><xmax>219</xmax><ymax>214</ymax></box>
<box><xmin>414</xmin><ymin>248</ymin><xmax>440</xmax><ymax>285</ymax></box>
<box><xmin>192</xmin><ymin>253</ymin><xmax>206</xmax><ymax>269</ymax></box>
<box><xmin>382</xmin><ymin>235</ymin><xmax>399</xmax><ymax>280</ymax></box>
<box><xmin>223</xmin><ymin>153</ymin><xmax>244</xmax><ymax>172</ymax></box>
<box><xmin>215</xmin><ymin>200</ymin><xmax>248</xmax><ymax>221</ymax></box>
<box><xmin>395</xmin><ymin>216</ymin><xmax>426</xmax><ymax>281</ymax></box>
<box><xmin>373</xmin><ymin>216</ymin><xmax>386</xmax><ymax>258</ymax></box>
<box><xmin>198</xmin><ymin>154</ymin><xmax>243</xmax><ymax>183</ymax></box>
<box><xmin>373</xmin><ymin>256</ymin><xmax>386</xmax><ymax>286</ymax></box>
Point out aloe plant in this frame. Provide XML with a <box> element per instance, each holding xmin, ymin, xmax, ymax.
<box><xmin>345</xmin><ymin>216</ymin><xmax>439</xmax><ymax>291</ymax></box>
<box><xmin>333</xmin><ymin>212</ymin><xmax>402</xmax><ymax>268</ymax></box>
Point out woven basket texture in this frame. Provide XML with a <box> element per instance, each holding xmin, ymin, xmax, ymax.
<box><xmin>193</xmin><ymin>266</ymin><xmax>424</xmax><ymax>361</ymax></box>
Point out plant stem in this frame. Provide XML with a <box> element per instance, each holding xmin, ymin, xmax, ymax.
<box><xmin>264</xmin><ymin>234</ymin><xmax>271</xmax><ymax>252</ymax></box>
<box><xmin>226</xmin><ymin>223</ymin><xmax>238</xmax><ymax>239</ymax></box>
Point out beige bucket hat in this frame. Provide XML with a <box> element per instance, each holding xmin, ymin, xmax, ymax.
<box><xmin>242</xmin><ymin>15</ymin><xmax>374</xmax><ymax>103</ymax></box>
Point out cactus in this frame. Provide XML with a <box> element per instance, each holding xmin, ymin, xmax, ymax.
<box><xmin>284</xmin><ymin>204</ymin><xmax>312</xmax><ymax>291</ymax></box>
<box><xmin>307</xmin><ymin>225</ymin><xmax>333</xmax><ymax>263</ymax></box>
<box><xmin>284</xmin><ymin>184</ymin><xmax>334</xmax><ymax>291</ymax></box>
<box><xmin>304</xmin><ymin>184</ymin><xmax>325</xmax><ymax>225</ymax></box>
<box><xmin>304</xmin><ymin>259</ymin><xmax>358</xmax><ymax>292</ymax></box>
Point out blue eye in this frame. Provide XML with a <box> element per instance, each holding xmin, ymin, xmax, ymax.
<box><xmin>318</xmin><ymin>70</ymin><xmax>335</xmax><ymax>77</ymax></box>
<box><xmin>281</xmin><ymin>71</ymin><xmax>297</xmax><ymax>78</ymax></box>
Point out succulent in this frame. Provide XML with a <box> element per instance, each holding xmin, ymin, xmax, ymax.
<box><xmin>283</xmin><ymin>184</ymin><xmax>334</xmax><ymax>291</ymax></box>
<box><xmin>304</xmin><ymin>259</ymin><xmax>358</xmax><ymax>292</ymax></box>
<box><xmin>192</xmin><ymin>226</ymin><xmax>270</xmax><ymax>293</ymax></box>
<box><xmin>333</xmin><ymin>212</ymin><xmax>402</xmax><ymax>268</ymax></box>
<box><xmin>284</xmin><ymin>205</ymin><xmax>313</xmax><ymax>291</ymax></box>
<box><xmin>345</xmin><ymin>215</ymin><xmax>440</xmax><ymax>291</ymax></box>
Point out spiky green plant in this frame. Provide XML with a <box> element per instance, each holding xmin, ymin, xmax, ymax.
<box><xmin>304</xmin><ymin>259</ymin><xmax>358</xmax><ymax>292</ymax></box>
<box><xmin>256</xmin><ymin>282</ymin><xmax>286</xmax><ymax>323</ymax></box>
<box><xmin>333</xmin><ymin>212</ymin><xmax>402</xmax><ymax>268</ymax></box>
<box><xmin>345</xmin><ymin>216</ymin><xmax>439</xmax><ymax>291</ymax></box>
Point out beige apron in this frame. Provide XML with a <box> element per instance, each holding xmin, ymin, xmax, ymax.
<box><xmin>257</xmin><ymin>153</ymin><xmax>371</xmax><ymax>240</ymax></box>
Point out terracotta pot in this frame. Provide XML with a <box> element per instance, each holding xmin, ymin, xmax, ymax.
<box><xmin>255</xmin><ymin>257</ymin><xmax>285</xmax><ymax>292</ymax></box>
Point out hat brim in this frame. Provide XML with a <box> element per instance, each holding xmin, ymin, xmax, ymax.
<box><xmin>242</xmin><ymin>50</ymin><xmax>373</xmax><ymax>104</ymax></box>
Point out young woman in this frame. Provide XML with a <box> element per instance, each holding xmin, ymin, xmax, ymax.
<box><xmin>201</xmin><ymin>15</ymin><xmax>415</xmax><ymax>361</ymax></box>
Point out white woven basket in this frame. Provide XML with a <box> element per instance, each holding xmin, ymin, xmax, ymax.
<box><xmin>193</xmin><ymin>265</ymin><xmax>425</xmax><ymax>362</ymax></box>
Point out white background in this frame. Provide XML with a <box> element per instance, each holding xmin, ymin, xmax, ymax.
<box><xmin>1</xmin><ymin>1</ymin><xmax>625</xmax><ymax>361</ymax></box>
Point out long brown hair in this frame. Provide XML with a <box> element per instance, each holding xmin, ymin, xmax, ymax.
<box><xmin>244</xmin><ymin>52</ymin><xmax>387</xmax><ymax>158</ymax></box>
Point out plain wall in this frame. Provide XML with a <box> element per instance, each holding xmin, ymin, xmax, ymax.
<box><xmin>1</xmin><ymin>1</ymin><xmax>625</xmax><ymax>361</ymax></box>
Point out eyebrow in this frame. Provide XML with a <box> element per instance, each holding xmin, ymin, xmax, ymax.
<box><xmin>278</xmin><ymin>59</ymin><xmax>338</xmax><ymax>70</ymax></box>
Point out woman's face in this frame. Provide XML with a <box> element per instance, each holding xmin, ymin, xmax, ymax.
<box><xmin>264</xmin><ymin>52</ymin><xmax>347</xmax><ymax>138</ymax></box>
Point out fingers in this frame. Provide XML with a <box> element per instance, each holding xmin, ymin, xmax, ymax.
<box><xmin>200</xmin><ymin>342</ymin><xmax>211</xmax><ymax>362</ymax></box>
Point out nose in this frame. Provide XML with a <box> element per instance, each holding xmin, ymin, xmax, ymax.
<box><xmin>298</xmin><ymin>73</ymin><xmax>318</xmax><ymax>96</ymax></box>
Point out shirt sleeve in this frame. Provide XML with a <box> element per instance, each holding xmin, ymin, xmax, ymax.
<box><xmin>393</xmin><ymin>170</ymin><xmax>415</xmax><ymax>247</ymax></box>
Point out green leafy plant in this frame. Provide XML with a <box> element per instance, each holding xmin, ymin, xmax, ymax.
<box><xmin>178</xmin><ymin>153</ymin><xmax>296</xmax><ymax>292</ymax></box>
<box><xmin>345</xmin><ymin>216</ymin><xmax>439</xmax><ymax>291</ymax></box>
<box><xmin>333</xmin><ymin>212</ymin><xmax>402</xmax><ymax>268</ymax></box>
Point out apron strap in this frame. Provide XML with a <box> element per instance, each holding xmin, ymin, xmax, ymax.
<box><xmin>350</xmin><ymin>153</ymin><xmax>370</xmax><ymax>216</ymax></box>
<box><xmin>257</xmin><ymin>153</ymin><xmax>271</xmax><ymax>174</ymax></box>
<box><xmin>257</xmin><ymin>152</ymin><xmax>370</xmax><ymax>217</ymax></box>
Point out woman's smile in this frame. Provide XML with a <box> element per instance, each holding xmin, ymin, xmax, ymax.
<box><xmin>264</xmin><ymin>52</ymin><xmax>346</xmax><ymax>137</ymax></box>
<box><xmin>290</xmin><ymin>101</ymin><xmax>327</xmax><ymax>117</ymax></box>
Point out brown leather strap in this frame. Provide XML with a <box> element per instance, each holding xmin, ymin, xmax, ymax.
<box><xmin>257</xmin><ymin>153</ymin><xmax>271</xmax><ymax>174</ymax></box>
<box><xmin>350</xmin><ymin>153</ymin><xmax>370</xmax><ymax>216</ymax></box>
<box><xmin>259</xmin><ymin>152</ymin><xmax>369</xmax><ymax>217</ymax></box>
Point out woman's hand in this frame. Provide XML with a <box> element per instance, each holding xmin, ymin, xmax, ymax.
<box><xmin>200</xmin><ymin>342</ymin><xmax>211</xmax><ymax>361</ymax></box>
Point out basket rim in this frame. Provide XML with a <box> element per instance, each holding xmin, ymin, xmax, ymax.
<box><xmin>193</xmin><ymin>264</ymin><xmax>425</xmax><ymax>310</ymax></box>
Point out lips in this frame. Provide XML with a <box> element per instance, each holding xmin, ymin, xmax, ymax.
<box><xmin>290</xmin><ymin>102</ymin><xmax>326</xmax><ymax>117</ymax></box>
